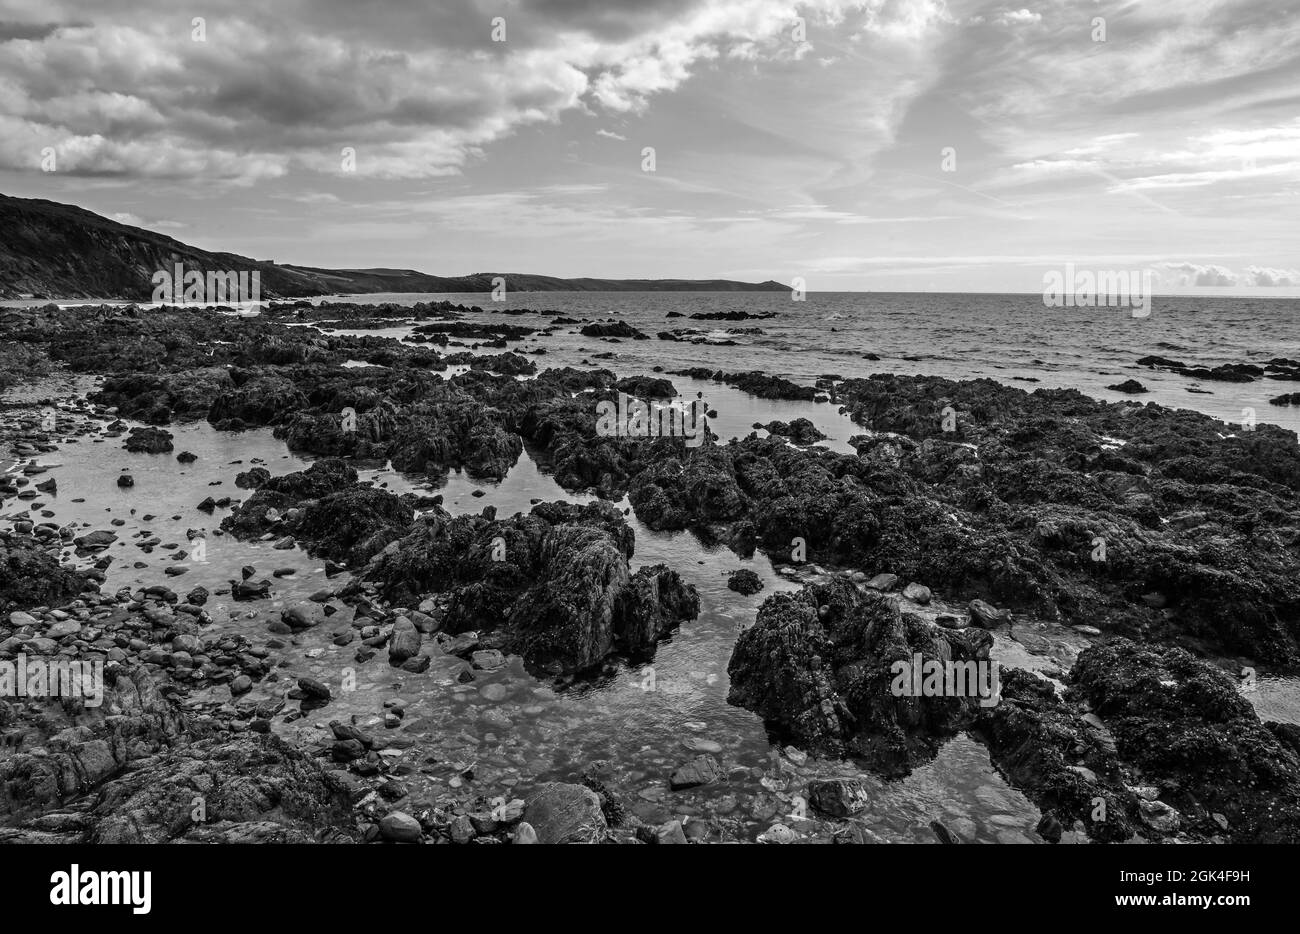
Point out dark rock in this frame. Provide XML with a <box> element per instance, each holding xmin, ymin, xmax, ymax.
<box><xmin>727</xmin><ymin>579</ymin><xmax>996</xmax><ymax>776</ymax></box>
<box><xmin>807</xmin><ymin>778</ymin><xmax>870</xmax><ymax>817</ymax></box>
<box><xmin>124</xmin><ymin>426</ymin><xmax>174</xmax><ymax>453</ymax></box>
<box><xmin>727</xmin><ymin>568</ymin><xmax>764</xmax><ymax>596</ymax></box>
<box><xmin>581</xmin><ymin>321</ymin><xmax>648</xmax><ymax>340</ymax></box>
<box><xmin>669</xmin><ymin>755</ymin><xmax>722</xmax><ymax>790</ymax></box>
<box><xmin>1107</xmin><ymin>379</ymin><xmax>1148</xmax><ymax>394</ymax></box>
<box><xmin>968</xmin><ymin>599</ymin><xmax>1009</xmax><ymax>629</ymax></box>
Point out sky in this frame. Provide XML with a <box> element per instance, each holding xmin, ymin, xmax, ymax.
<box><xmin>0</xmin><ymin>0</ymin><xmax>1297</xmax><ymax>293</ymax></box>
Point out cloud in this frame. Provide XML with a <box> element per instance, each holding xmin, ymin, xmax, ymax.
<box><xmin>995</xmin><ymin>9</ymin><xmax>1041</xmax><ymax>26</ymax></box>
<box><xmin>0</xmin><ymin>0</ymin><xmax>956</xmax><ymax>180</ymax></box>
<box><xmin>1245</xmin><ymin>265</ymin><xmax>1300</xmax><ymax>287</ymax></box>
<box><xmin>1151</xmin><ymin>262</ymin><xmax>1300</xmax><ymax>287</ymax></box>
<box><xmin>596</xmin><ymin>128</ymin><xmax>628</xmax><ymax>140</ymax></box>
<box><xmin>1154</xmin><ymin>262</ymin><xmax>1240</xmax><ymax>287</ymax></box>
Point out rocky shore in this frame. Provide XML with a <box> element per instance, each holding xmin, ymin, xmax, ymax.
<box><xmin>2</xmin><ymin>300</ymin><xmax>1297</xmax><ymax>844</ymax></box>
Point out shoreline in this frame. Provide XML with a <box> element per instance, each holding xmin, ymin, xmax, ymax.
<box><xmin>2</xmin><ymin>301</ymin><xmax>1299</xmax><ymax>844</ymax></box>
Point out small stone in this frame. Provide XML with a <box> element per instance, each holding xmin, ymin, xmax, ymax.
<box><xmin>1035</xmin><ymin>813</ymin><xmax>1064</xmax><ymax>842</ymax></box>
<box><xmin>968</xmin><ymin>599</ymin><xmax>1010</xmax><ymax>628</ymax></box>
<box><xmin>807</xmin><ymin>778</ymin><xmax>870</xmax><ymax>817</ymax></box>
<box><xmin>282</xmin><ymin>602</ymin><xmax>323</xmax><ymax>630</ymax></box>
<box><xmin>669</xmin><ymin>754</ymin><xmax>722</xmax><ymax>790</ymax></box>
<box><xmin>379</xmin><ymin>811</ymin><xmax>422</xmax><ymax>842</ymax></box>
<box><xmin>682</xmin><ymin>737</ymin><xmax>723</xmax><ymax>754</ymax></box>
<box><xmin>388</xmin><ymin>617</ymin><xmax>421</xmax><ymax>664</ymax></box>
<box><xmin>757</xmin><ymin>823</ymin><xmax>798</xmax><ymax>844</ymax></box>
<box><xmin>929</xmin><ymin>819</ymin><xmax>962</xmax><ymax>844</ymax></box>
<box><xmin>297</xmin><ymin>677</ymin><xmax>331</xmax><ymax>701</ymax></box>
<box><xmin>655</xmin><ymin>820</ymin><xmax>688</xmax><ymax>844</ymax></box>
<box><xmin>1138</xmin><ymin>799</ymin><xmax>1180</xmax><ymax>833</ymax></box>
<box><xmin>470</xmin><ymin>649</ymin><xmax>505</xmax><ymax>670</ymax></box>
<box><xmin>864</xmin><ymin>573</ymin><xmax>899</xmax><ymax>591</ymax></box>
<box><xmin>449</xmin><ymin>814</ymin><xmax>476</xmax><ymax>844</ymax></box>
<box><xmin>902</xmin><ymin>582</ymin><xmax>932</xmax><ymax>604</ymax></box>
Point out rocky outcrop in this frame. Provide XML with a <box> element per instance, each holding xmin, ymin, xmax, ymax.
<box><xmin>580</xmin><ymin>321</ymin><xmax>649</xmax><ymax>340</ymax></box>
<box><xmin>727</xmin><ymin>578</ymin><xmax>995</xmax><ymax>776</ymax></box>
<box><xmin>0</xmin><ymin>667</ymin><xmax>186</xmax><ymax>825</ymax></box>
<box><xmin>761</xmin><ymin>417</ymin><xmax>826</xmax><ymax>444</ymax></box>
<box><xmin>2</xmin><ymin>730</ymin><xmax>356</xmax><ymax>843</ymax></box>
<box><xmin>123</xmin><ymin>425</ymin><xmax>174</xmax><ymax>453</ymax></box>
<box><xmin>727</xmin><ymin>568</ymin><xmax>764</xmax><ymax>595</ymax></box>
<box><xmin>91</xmin><ymin>368</ymin><xmax>236</xmax><ymax>423</ymax></box>
<box><xmin>614</xmin><ymin>376</ymin><xmax>678</xmax><ymax>398</ymax></box>
<box><xmin>85</xmin><ymin>734</ymin><xmax>356</xmax><ymax>843</ymax></box>
<box><xmin>221</xmin><ymin>459</ymin><xmax>414</xmax><ymax>566</ymax></box>
<box><xmin>1070</xmin><ymin>640</ymin><xmax>1300</xmax><ymax>843</ymax></box>
<box><xmin>363</xmin><ymin>500</ymin><xmax>699</xmax><ymax>675</ymax></box>
<box><xmin>972</xmin><ymin>667</ymin><xmax>1138</xmax><ymax>843</ymax></box>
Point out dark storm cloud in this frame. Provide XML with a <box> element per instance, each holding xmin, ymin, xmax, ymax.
<box><xmin>0</xmin><ymin>19</ymin><xmax>63</xmax><ymax>40</ymax></box>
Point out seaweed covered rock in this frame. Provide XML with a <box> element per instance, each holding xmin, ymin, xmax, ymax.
<box><xmin>277</xmin><ymin>397</ymin><xmax>523</xmax><ymax>481</ymax></box>
<box><xmin>91</xmin><ymin>368</ymin><xmax>235</xmax><ymax>423</ymax></box>
<box><xmin>727</xmin><ymin>568</ymin><xmax>764</xmax><ymax>595</ymax></box>
<box><xmin>972</xmin><ymin>668</ymin><xmax>1138</xmax><ymax>843</ymax></box>
<box><xmin>123</xmin><ymin>425</ymin><xmax>174</xmax><ymax>453</ymax></box>
<box><xmin>762</xmin><ymin>418</ymin><xmax>827</xmax><ymax>445</ymax></box>
<box><xmin>581</xmin><ymin>321</ymin><xmax>648</xmax><ymax>340</ymax></box>
<box><xmin>629</xmin><ymin>441</ymin><xmax>747</xmax><ymax>531</ymax></box>
<box><xmin>207</xmin><ymin>372</ymin><xmax>309</xmax><ymax>427</ymax></box>
<box><xmin>0</xmin><ymin>536</ymin><xmax>90</xmax><ymax>614</ymax></box>
<box><xmin>220</xmin><ymin>459</ymin><xmax>413</xmax><ymax>565</ymax></box>
<box><xmin>727</xmin><ymin>578</ymin><xmax>995</xmax><ymax>776</ymax></box>
<box><xmin>363</xmin><ymin>500</ymin><xmax>699</xmax><ymax>674</ymax></box>
<box><xmin>614</xmin><ymin>375</ymin><xmax>678</xmax><ymax>399</ymax></box>
<box><xmin>1070</xmin><ymin>639</ymin><xmax>1300</xmax><ymax>843</ymax></box>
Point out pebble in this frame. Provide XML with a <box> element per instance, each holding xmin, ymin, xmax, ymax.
<box><xmin>757</xmin><ymin>823</ymin><xmax>798</xmax><ymax>844</ymax></box>
<box><xmin>378</xmin><ymin>811</ymin><xmax>422</xmax><ymax>842</ymax></box>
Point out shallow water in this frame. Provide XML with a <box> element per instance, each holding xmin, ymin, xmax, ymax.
<box><xmin>1</xmin><ymin>373</ymin><xmax>1056</xmax><ymax>842</ymax></box>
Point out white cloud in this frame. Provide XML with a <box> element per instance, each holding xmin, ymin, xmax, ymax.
<box><xmin>996</xmin><ymin>9</ymin><xmax>1041</xmax><ymax>26</ymax></box>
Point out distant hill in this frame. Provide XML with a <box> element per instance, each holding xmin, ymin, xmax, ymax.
<box><xmin>0</xmin><ymin>193</ymin><xmax>788</xmax><ymax>299</ymax></box>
